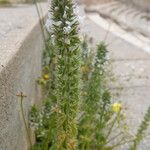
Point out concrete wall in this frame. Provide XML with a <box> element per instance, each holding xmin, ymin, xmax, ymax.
<box><xmin>132</xmin><ymin>0</ymin><xmax>150</xmax><ymax>11</ymax></box>
<box><xmin>5</xmin><ymin>0</ymin><xmax>45</xmax><ymax>4</ymax></box>
<box><xmin>0</xmin><ymin>3</ymin><xmax>47</xmax><ymax>150</ymax></box>
<box><xmin>81</xmin><ymin>0</ymin><xmax>150</xmax><ymax>11</ymax></box>
<box><xmin>120</xmin><ymin>0</ymin><xmax>150</xmax><ymax>11</ymax></box>
<box><xmin>6</xmin><ymin>0</ymin><xmax>31</xmax><ymax>3</ymax></box>
<box><xmin>80</xmin><ymin>0</ymin><xmax>113</xmax><ymax>5</ymax></box>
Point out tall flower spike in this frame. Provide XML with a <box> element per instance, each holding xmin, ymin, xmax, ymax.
<box><xmin>129</xmin><ymin>106</ymin><xmax>150</xmax><ymax>150</ymax></box>
<box><xmin>79</xmin><ymin>42</ymin><xmax>108</xmax><ymax>149</ymax></box>
<box><xmin>49</xmin><ymin>0</ymin><xmax>81</xmax><ymax>149</ymax></box>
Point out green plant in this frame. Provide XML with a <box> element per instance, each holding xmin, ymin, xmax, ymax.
<box><xmin>28</xmin><ymin>1</ymin><xmax>150</xmax><ymax>150</ymax></box>
<box><xmin>31</xmin><ymin>0</ymin><xmax>81</xmax><ymax>149</ymax></box>
<box><xmin>129</xmin><ymin>106</ymin><xmax>150</xmax><ymax>150</ymax></box>
<box><xmin>30</xmin><ymin>98</ymin><xmax>57</xmax><ymax>149</ymax></box>
<box><xmin>17</xmin><ymin>92</ymin><xmax>32</xmax><ymax>149</ymax></box>
<box><xmin>78</xmin><ymin>43</ymin><xmax>133</xmax><ymax>150</ymax></box>
<box><xmin>37</xmin><ymin>38</ymin><xmax>57</xmax><ymax>97</ymax></box>
<box><xmin>80</xmin><ymin>36</ymin><xmax>93</xmax><ymax>82</ymax></box>
<box><xmin>79</xmin><ymin>42</ymin><xmax>108</xmax><ymax>149</ymax></box>
<box><xmin>50</xmin><ymin>0</ymin><xmax>81</xmax><ymax>149</ymax></box>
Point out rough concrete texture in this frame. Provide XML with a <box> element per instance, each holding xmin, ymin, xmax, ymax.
<box><xmin>0</xmin><ymin>0</ymin><xmax>31</xmax><ymax>4</ymax></box>
<box><xmin>120</xmin><ymin>0</ymin><xmax>150</xmax><ymax>11</ymax></box>
<box><xmin>0</xmin><ymin>3</ymin><xmax>47</xmax><ymax>150</ymax></box>
<box><xmin>80</xmin><ymin>3</ymin><xmax>150</xmax><ymax>149</ymax></box>
<box><xmin>8</xmin><ymin>0</ymin><xmax>26</xmax><ymax>3</ymax></box>
<box><xmin>80</xmin><ymin>0</ymin><xmax>113</xmax><ymax>5</ymax></box>
<box><xmin>85</xmin><ymin>0</ymin><xmax>150</xmax><ymax>38</ymax></box>
<box><xmin>82</xmin><ymin>0</ymin><xmax>150</xmax><ymax>11</ymax></box>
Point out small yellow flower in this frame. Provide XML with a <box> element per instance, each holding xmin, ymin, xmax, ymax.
<box><xmin>112</xmin><ymin>102</ymin><xmax>122</xmax><ymax>113</ymax></box>
<box><xmin>81</xmin><ymin>91</ymin><xmax>88</xmax><ymax>96</ymax></box>
<box><xmin>81</xmin><ymin>66</ymin><xmax>90</xmax><ymax>73</ymax></box>
<box><xmin>51</xmin><ymin>105</ymin><xmax>61</xmax><ymax>113</ymax></box>
<box><xmin>43</xmin><ymin>74</ymin><xmax>50</xmax><ymax>80</ymax></box>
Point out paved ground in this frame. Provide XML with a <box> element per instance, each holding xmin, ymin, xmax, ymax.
<box><xmin>80</xmin><ymin>2</ymin><xmax>150</xmax><ymax>149</ymax></box>
<box><xmin>85</xmin><ymin>0</ymin><xmax>150</xmax><ymax>38</ymax></box>
<box><xmin>80</xmin><ymin>0</ymin><xmax>113</xmax><ymax>5</ymax></box>
<box><xmin>0</xmin><ymin>3</ymin><xmax>47</xmax><ymax>69</ymax></box>
<box><xmin>81</xmin><ymin>0</ymin><xmax>150</xmax><ymax>11</ymax></box>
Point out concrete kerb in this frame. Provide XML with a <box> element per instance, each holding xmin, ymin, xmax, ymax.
<box><xmin>0</xmin><ymin>3</ymin><xmax>47</xmax><ymax>150</ymax></box>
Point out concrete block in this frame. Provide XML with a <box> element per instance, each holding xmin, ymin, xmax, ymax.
<box><xmin>0</xmin><ymin>3</ymin><xmax>47</xmax><ymax>150</ymax></box>
<box><xmin>80</xmin><ymin>0</ymin><xmax>113</xmax><ymax>5</ymax></box>
<box><xmin>120</xmin><ymin>0</ymin><xmax>150</xmax><ymax>11</ymax></box>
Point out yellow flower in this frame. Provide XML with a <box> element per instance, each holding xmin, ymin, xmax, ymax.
<box><xmin>112</xmin><ymin>102</ymin><xmax>122</xmax><ymax>113</ymax></box>
<box><xmin>81</xmin><ymin>91</ymin><xmax>88</xmax><ymax>96</ymax></box>
<box><xmin>81</xmin><ymin>66</ymin><xmax>90</xmax><ymax>73</ymax></box>
<box><xmin>43</xmin><ymin>74</ymin><xmax>50</xmax><ymax>80</ymax></box>
<box><xmin>51</xmin><ymin>105</ymin><xmax>61</xmax><ymax>113</ymax></box>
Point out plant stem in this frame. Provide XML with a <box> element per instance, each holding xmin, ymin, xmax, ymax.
<box><xmin>19</xmin><ymin>93</ymin><xmax>32</xmax><ymax>149</ymax></box>
<box><xmin>33</xmin><ymin>0</ymin><xmax>47</xmax><ymax>49</ymax></box>
<box><xmin>105</xmin><ymin>132</ymin><xmax>123</xmax><ymax>145</ymax></box>
<box><xmin>105</xmin><ymin>113</ymin><xmax>119</xmax><ymax>139</ymax></box>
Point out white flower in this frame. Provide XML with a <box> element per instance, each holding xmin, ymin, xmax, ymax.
<box><xmin>45</xmin><ymin>19</ymin><xmax>53</xmax><ymax>32</ymax></box>
<box><xmin>66</xmin><ymin>21</ymin><xmax>71</xmax><ymax>25</ymax></box>
<box><xmin>54</xmin><ymin>6</ymin><xmax>59</xmax><ymax>11</ymax></box>
<box><xmin>65</xmin><ymin>38</ymin><xmax>70</xmax><ymax>45</ymax></box>
<box><xmin>54</xmin><ymin>21</ymin><xmax>62</xmax><ymax>26</ymax></box>
<box><xmin>63</xmin><ymin>11</ymin><xmax>67</xmax><ymax>19</ymax></box>
<box><xmin>97</xmin><ymin>64</ymin><xmax>101</xmax><ymax>68</ymax></box>
<box><xmin>48</xmin><ymin>11</ymin><xmax>51</xmax><ymax>18</ymax></box>
<box><xmin>106</xmin><ymin>55</ymin><xmax>110</xmax><ymax>60</ymax></box>
<box><xmin>51</xmin><ymin>34</ymin><xmax>55</xmax><ymax>44</ymax></box>
<box><xmin>64</xmin><ymin>26</ymin><xmax>71</xmax><ymax>34</ymax></box>
<box><xmin>66</xmin><ymin>19</ymin><xmax>77</xmax><ymax>26</ymax></box>
<box><xmin>65</xmin><ymin>6</ymin><xmax>69</xmax><ymax>10</ymax></box>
